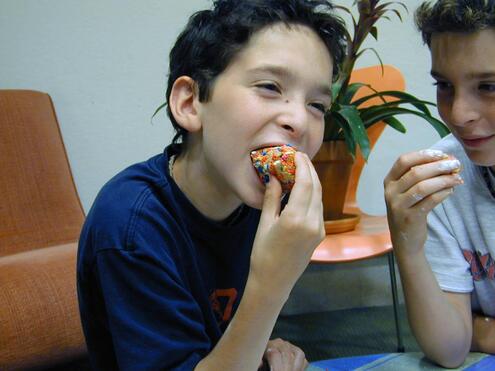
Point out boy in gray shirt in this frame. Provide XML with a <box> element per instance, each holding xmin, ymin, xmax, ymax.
<box><xmin>384</xmin><ymin>0</ymin><xmax>495</xmax><ymax>368</ymax></box>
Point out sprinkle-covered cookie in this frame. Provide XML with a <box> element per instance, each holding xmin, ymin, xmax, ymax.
<box><xmin>250</xmin><ymin>144</ymin><xmax>296</xmax><ymax>192</ymax></box>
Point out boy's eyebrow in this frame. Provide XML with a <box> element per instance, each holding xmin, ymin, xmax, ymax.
<box><xmin>249</xmin><ymin>64</ymin><xmax>332</xmax><ymax>96</ymax></box>
<box><xmin>431</xmin><ymin>70</ymin><xmax>495</xmax><ymax>80</ymax></box>
<box><xmin>468</xmin><ymin>72</ymin><xmax>495</xmax><ymax>79</ymax></box>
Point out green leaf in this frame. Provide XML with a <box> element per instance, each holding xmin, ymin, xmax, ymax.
<box><xmin>341</xmin><ymin>82</ymin><xmax>369</xmax><ymax>105</ymax></box>
<box><xmin>370</xmin><ymin>26</ymin><xmax>378</xmax><ymax>40</ymax></box>
<box><xmin>383</xmin><ymin>116</ymin><xmax>406</xmax><ymax>133</ymax></box>
<box><xmin>332</xmin><ymin>113</ymin><xmax>356</xmax><ymax>157</ymax></box>
<box><xmin>360</xmin><ymin>106</ymin><xmax>450</xmax><ymax>137</ymax></box>
<box><xmin>337</xmin><ymin>105</ymin><xmax>371</xmax><ymax>160</ymax></box>
<box><xmin>396</xmin><ymin>2</ymin><xmax>409</xmax><ymax>13</ymax></box>
<box><xmin>352</xmin><ymin>90</ymin><xmax>435</xmax><ymax>115</ymax></box>
<box><xmin>375</xmin><ymin>2</ymin><xmax>407</xmax><ymax>21</ymax></box>
<box><xmin>334</xmin><ymin>5</ymin><xmax>353</xmax><ymax>16</ymax></box>
<box><xmin>389</xmin><ymin>8</ymin><xmax>403</xmax><ymax>21</ymax></box>
<box><xmin>331</xmin><ymin>81</ymin><xmax>343</xmax><ymax>101</ymax></box>
<box><xmin>323</xmin><ymin>110</ymin><xmax>342</xmax><ymax>140</ymax></box>
<box><xmin>359</xmin><ymin>99</ymin><xmax>435</xmax><ymax>119</ymax></box>
<box><xmin>152</xmin><ymin>101</ymin><xmax>167</xmax><ymax>119</ymax></box>
<box><xmin>375</xmin><ymin>2</ymin><xmax>397</xmax><ymax>11</ymax></box>
<box><xmin>355</xmin><ymin>48</ymin><xmax>384</xmax><ymax>71</ymax></box>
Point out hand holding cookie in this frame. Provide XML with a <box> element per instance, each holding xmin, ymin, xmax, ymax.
<box><xmin>249</xmin><ymin>150</ymin><xmax>324</xmax><ymax>294</ymax></box>
<box><xmin>384</xmin><ymin>149</ymin><xmax>464</xmax><ymax>254</ymax></box>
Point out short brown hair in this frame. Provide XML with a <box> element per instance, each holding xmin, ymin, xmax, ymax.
<box><xmin>415</xmin><ymin>0</ymin><xmax>495</xmax><ymax>46</ymax></box>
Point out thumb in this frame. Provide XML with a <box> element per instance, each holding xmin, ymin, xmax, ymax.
<box><xmin>259</xmin><ymin>175</ymin><xmax>282</xmax><ymax>224</ymax></box>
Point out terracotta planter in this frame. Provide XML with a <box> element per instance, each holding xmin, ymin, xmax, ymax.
<box><xmin>312</xmin><ymin>141</ymin><xmax>359</xmax><ymax>234</ymax></box>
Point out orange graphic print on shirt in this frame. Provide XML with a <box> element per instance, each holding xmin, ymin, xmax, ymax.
<box><xmin>210</xmin><ymin>288</ymin><xmax>238</xmax><ymax>327</ymax></box>
<box><xmin>462</xmin><ymin>249</ymin><xmax>495</xmax><ymax>281</ymax></box>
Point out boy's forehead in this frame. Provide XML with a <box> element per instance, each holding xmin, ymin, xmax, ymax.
<box><xmin>233</xmin><ymin>22</ymin><xmax>332</xmax><ymax>72</ymax></box>
<box><xmin>430</xmin><ymin>29</ymin><xmax>495</xmax><ymax>76</ymax></box>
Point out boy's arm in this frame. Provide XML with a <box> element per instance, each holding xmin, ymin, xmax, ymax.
<box><xmin>195</xmin><ymin>153</ymin><xmax>324</xmax><ymax>371</ymax></box>
<box><xmin>472</xmin><ymin>313</ymin><xmax>495</xmax><ymax>353</ymax></box>
<box><xmin>384</xmin><ymin>149</ymin><xmax>470</xmax><ymax>368</ymax></box>
<box><xmin>395</xmin><ymin>248</ymin><xmax>472</xmax><ymax>368</ymax></box>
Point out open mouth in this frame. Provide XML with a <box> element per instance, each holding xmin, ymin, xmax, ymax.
<box><xmin>251</xmin><ymin>143</ymin><xmax>297</xmax><ymax>153</ymax></box>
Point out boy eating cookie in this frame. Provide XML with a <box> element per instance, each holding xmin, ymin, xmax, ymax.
<box><xmin>77</xmin><ymin>1</ymin><xmax>346</xmax><ymax>370</ymax></box>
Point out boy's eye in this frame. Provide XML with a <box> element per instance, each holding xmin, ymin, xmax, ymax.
<box><xmin>256</xmin><ymin>82</ymin><xmax>281</xmax><ymax>93</ymax></box>
<box><xmin>479</xmin><ymin>83</ymin><xmax>495</xmax><ymax>93</ymax></box>
<box><xmin>433</xmin><ymin>81</ymin><xmax>452</xmax><ymax>92</ymax></box>
<box><xmin>309</xmin><ymin>102</ymin><xmax>327</xmax><ymax>113</ymax></box>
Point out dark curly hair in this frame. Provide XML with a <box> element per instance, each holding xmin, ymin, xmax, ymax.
<box><xmin>415</xmin><ymin>0</ymin><xmax>495</xmax><ymax>46</ymax></box>
<box><xmin>164</xmin><ymin>0</ymin><xmax>347</xmax><ymax>145</ymax></box>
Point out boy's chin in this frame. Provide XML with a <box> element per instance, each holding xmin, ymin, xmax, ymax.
<box><xmin>243</xmin><ymin>197</ymin><xmax>264</xmax><ymax>211</ymax></box>
<box><xmin>464</xmin><ymin>149</ymin><xmax>495</xmax><ymax>168</ymax></box>
<box><xmin>240</xmin><ymin>189</ymin><xmax>265</xmax><ymax>210</ymax></box>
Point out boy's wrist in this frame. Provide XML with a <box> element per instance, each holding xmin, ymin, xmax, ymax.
<box><xmin>244</xmin><ymin>273</ymin><xmax>291</xmax><ymax>311</ymax></box>
<box><xmin>394</xmin><ymin>243</ymin><xmax>426</xmax><ymax>265</ymax></box>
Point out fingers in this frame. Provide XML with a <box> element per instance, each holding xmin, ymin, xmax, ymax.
<box><xmin>264</xmin><ymin>339</ymin><xmax>308</xmax><ymax>371</ymax></box>
<box><xmin>409</xmin><ymin>187</ymin><xmax>454</xmax><ymax>216</ymax></box>
<box><xmin>384</xmin><ymin>149</ymin><xmax>463</xmax><ymax>254</ymax></box>
<box><xmin>401</xmin><ymin>172</ymin><xmax>463</xmax><ymax>209</ymax></box>
<box><xmin>285</xmin><ymin>152</ymin><xmax>313</xmax><ymax>210</ymax></box>
<box><xmin>384</xmin><ymin>149</ymin><xmax>463</xmax><ymax>212</ymax></box>
<box><xmin>259</xmin><ymin>175</ymin><xmax>282</xmax><ymax>225</ymax></box>
<box><xmin>283</xmin><ymin>152</ymin><xmax>324</xmax><ymax>244</ymax></box>
<box><xmin>395</xmin><ymin>157</ymin><xmax>462</xmax><ymax>195</ymax></box>
<box><xmin>305</xmin><ymin>158</ymin><xmax>325</xmax><ymax>240</ymax></box>
<box><xmin>385</xmin><ymin>149</ymin><xmax>448</xmax><ymax>184</ymax></box>
<box><xmin>264</xmin><ymin>347</ymin><xmax>282</xmax><ymax>370</ymax></box>
<box><xmin>285</xmin><ymin>152</ymin><xmax>322</xmax><ymax>213</ymax></box>
<box><xmin>292</xmin><ymin>347</ymin><xmax>308</xmax><ymax>371</ymax></box>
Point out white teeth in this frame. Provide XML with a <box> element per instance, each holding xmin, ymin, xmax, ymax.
<box><xmin>438</xmin><ymin>159</ymin><xmax>461</xmax><ymax>171</ymax></box>
<box><xmin>419</xmin><ymin>149</ymin><xmax>446</xmax><ymax>158</ymax></box>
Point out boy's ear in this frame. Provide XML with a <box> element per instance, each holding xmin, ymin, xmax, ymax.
<box><xmin>168</xmin><ymin>76</ymin><xmax>202</xmax><ymax>133</ymax></box>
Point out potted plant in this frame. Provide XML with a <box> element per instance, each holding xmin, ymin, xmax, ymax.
<box><xmin>314</xmin><ymin>0</ymin><xmax>450</xmax><ymax>232</ymax></box>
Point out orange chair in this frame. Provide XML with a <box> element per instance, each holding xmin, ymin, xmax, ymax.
<box><xmin>0</xmin><ymin>90</ymin><xmax>87</xmax><ymax>369</ymax></box>
<box><xmin>311</xmin><ymin>65</ymin><xmax>405</xmax><ymax>352</ymax></box>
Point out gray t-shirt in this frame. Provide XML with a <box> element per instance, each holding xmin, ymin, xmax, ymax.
<box><xmin>425</xmin><ymin>134</ymin><xmax>495</xmax><ymax>316</ymax></box>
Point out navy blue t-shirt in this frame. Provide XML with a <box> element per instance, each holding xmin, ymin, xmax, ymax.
<box><xmin>77</xmin><ymin>145</ymin><xmax>261</xmax><ymax>370</ymax></box>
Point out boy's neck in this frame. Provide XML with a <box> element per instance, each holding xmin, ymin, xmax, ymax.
<box><xmin>171</xmin><ymin>150</ymin><xmax>243</xmax><ymax>221</ymax></box>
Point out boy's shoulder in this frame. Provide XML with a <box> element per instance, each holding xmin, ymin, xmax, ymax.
<box><xmin>81</xmin><ymin>151</ymin><xmax>175</xmax><ymax>253</ymax></box>
<box><xmin>431</xmin><ymin>134</ymin><xmax>469</xmax><ymax>163</ymax></box>
<box><xmin>431</xmin><ymin>134</ymin><xmax>464</xmax><ymax>156</ymax></box>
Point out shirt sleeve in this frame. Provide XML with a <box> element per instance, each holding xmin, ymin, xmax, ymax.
<box><xmin>94</xmin><ymin>246</ymin><xmax>210</xmax><ymax>371</ymax></box>
<box><xmin>425</xmin><ymin>203</ymin><xmax>473</xmax><ymax>293</ymax></box>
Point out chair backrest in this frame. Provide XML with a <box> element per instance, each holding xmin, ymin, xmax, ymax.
<box><xmin>344</xmin><ymin>65</ymin><xmax>406</xmax><ymax>210</ymax></box>
<box><xmin>0</xmin><ymin>90</ymin><xmax>85</xmax><ymax>257</ymax></box>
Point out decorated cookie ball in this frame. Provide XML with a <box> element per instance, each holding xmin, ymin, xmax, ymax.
<box><xmin>250</xmin><ymin>144</ymin><xmax>296</xmax><ymax>192</ymax></box>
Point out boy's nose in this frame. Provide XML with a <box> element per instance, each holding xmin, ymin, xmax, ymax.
<box><xmin>278</xmin><ymin>102</ymin><xmax>308</xmax><ymax>136</ymax></box>
<box><xmin>449</xmin><ymin>93</ymin><xmax>480</xmax><ymax>127</ymax></box>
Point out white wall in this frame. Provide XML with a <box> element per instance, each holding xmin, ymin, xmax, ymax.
<box><xmin>0</xmin><ymin>0</ymin><xmax>439</xmax><ymax>215</ymax></box>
